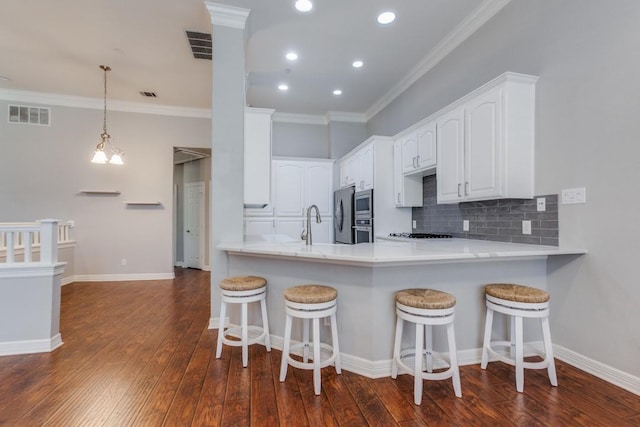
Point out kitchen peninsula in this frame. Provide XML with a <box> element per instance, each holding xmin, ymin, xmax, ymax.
<box><xmin>217</xmin><ymin>238</ymin><xmax>586</xmax><ymax>378</ymax></box>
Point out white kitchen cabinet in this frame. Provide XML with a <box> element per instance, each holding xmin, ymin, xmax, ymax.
<box><xmin>309</xmin><ymin>219</ymin><xmax>333</xmax><ymax>244</ymax></box>
<box><xmin>305</xmin><ymin>162</ymin><xmax>333</xmax><ymax>217</ymax></box>
<box><xmin>436</xmin><ymin>73</ymin><xmax>537</xmax><ymax>204</ymax></box>
<box><xmin>394</xmin><ymin>139</ymin><xmax>423</xmax><ymax>207</ymax></box>
<box><xmin>359</xmin><ymin>144</ymin><xmax>374</xmax><ymax>190</ymax></box>
<box><xmin>244</xmin><ymin>218</ymin><xmax>275</xmax><ymax>237</ymax></box>
<box><xmin>276</xmin><ymin>218</ymin><xmax>305</xmax><ymax>240</ymax></box>
<box><xmin>340</xmin><ymin>143</ymin><xmax>374</xmax><ymax>191</ymax></box>
<box><xmin>244</xmin><ymin>107</ymin><xmax>274</xmax><ymax>207</ymax></box>
<box><xmin>273</xmin><ymin>161</ymin><xmax>305</xmax><ymax>216</ymax></box>
<box><xmin>400</xmin><ymin>123</ymin><xmax>436</xmax><ymax>175</ymax></box>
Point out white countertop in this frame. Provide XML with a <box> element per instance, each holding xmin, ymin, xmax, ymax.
<box><xmin>218</xmin><ymin>237</ymin><xmax>587</xmax><ymax>267</ymax></box>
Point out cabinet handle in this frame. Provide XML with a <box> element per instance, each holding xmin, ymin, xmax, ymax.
<box><xmin>465</xmin><ymin>182</ymin><xmax>469</xmax><ymax>196</ymax></box>
<box><xmin>416</xmin><ymin>155</ymin><xmax>420</xmax><ymax>167</ymax></box>
<box><xmin>413</xmin><ymin>157</ymin><xmax>417</xmax><ymax>168</ymax></box>
<box><xmin>457</xmin><ymin>183</ymin><xmax>462</xmax><ymax>197</ymax></box>
<box><xmin>397</xmin><ymin>193</ymin><xmax>401</xmax><ymax>204</ymax></box>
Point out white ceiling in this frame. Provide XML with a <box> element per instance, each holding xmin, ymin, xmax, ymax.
<box><xmin>0</xmin><ymin>0</ymin><xmax>504</xmax><ymax>118</ymax></box>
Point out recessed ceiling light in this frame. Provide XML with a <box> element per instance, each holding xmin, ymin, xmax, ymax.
<box><xmin>278</xmin><ymin>84</ymin><xmax>289</xmax><ymax>91</ymax></box>
<box><xmin>295</xmin><ymin>0</ymin><xmax>313</xmax><ymax>12</ymax></box>
<box><xmin>333</xmin><ymin>89</ymin><xmax>342</xmax><ymax>95</ymax></box>
<box><xmin>286</xmin><ymin>52</ymin><xmax>298</xmax><ymax>61</ymax></box>
<box><xmin>377</xmin><ymin>11</ymin><xmax>396</xmax><ymax>24</ymax></box>
<box><xmin>352</xmin><ymin>60</ymin><xmax>364</xmax><ymax>68</ymax></box>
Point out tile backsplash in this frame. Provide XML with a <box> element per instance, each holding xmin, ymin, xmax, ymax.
<box><xmin>412</xmin><ymin>176</ymin><xmax>559</xmax><ymax>246</ymax></box>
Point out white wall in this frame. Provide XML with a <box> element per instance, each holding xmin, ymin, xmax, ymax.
<box><xmin>272</xmin><ymin>121</ymin><xmax>329</xmax><ymax>158</ymax></box>
<box><xmin>328</xmin><ymin>120</ymin><xmax>367</xmax><ymax>159</ymax></box>
<box><xmin>0</xmin><ymin>100</ymin><xmax>211</xmax><ymax>278</ymax></box>
<box><xmin>367</xmin><ymin>0</ymin><xmax>640</xmax><ymax>377</ymax></box>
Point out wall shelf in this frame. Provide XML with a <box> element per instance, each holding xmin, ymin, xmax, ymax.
<box><xmin>78</xmin><ymin>190</ymin><xmax>121</xmax><ymax>195</ymax></box>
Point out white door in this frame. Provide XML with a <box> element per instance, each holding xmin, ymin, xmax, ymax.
<box><xmin>465</xmin><ymin>87</ymin><xmax>503</xmax><ymax>200</ymax></box>
<box><xmin>436</xmin><ymin>108</ymin><xmax>465</xmax><ymax>203</ymax></box>
<box><xmin>274</xmin><ymin>161</ymin><xmax>305</xmax><ymax>216</ymax></box>
<box><xmin>305</xmin><ymin>163</ymin><xmax>333</xmax><ymax>217</ymax></box>
<box><xmin>401</xmin><ymin>133</ymin><xmax>418</xmax><ymax>173</ymax></box>
<box><xmin>184</xmin><ymin>182</ymin><xmax>204</xmax><ymax>269</ymax></box>
<box><xmin>416</xmin><ymin>122</ymin><xmax>437</xmax><ymax>169</ymax></box>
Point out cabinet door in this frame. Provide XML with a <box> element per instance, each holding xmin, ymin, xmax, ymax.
<box><xmin>393</xmin><ymin>140</ymin><xmax>404</xmax><ymax>206</ymax></box>
<box><xmin>401</xmin><ymin>133</ymin><xmax>418</xmax><ymax>173</ymax></box>
<box><xmin>245</xmin><ymin>218</ymin><xmax>275</xmax><ymax>237</ymax></box>
<box><xmin>465</xmin><ymin>87</ymin><xmax>503</xmax><ymax>200</ymax></box>
<box><xmin>305</xmin><ymin>162</ymin><xmax>333</xmax><ymax>217</ymax></box>
<box><xmin>276</xmin><ymin>218</ymin><xmax>305</xmax><ymax>241</ymax></box>
<box><xmin>436</xmin><ymin>108</ymin><xmax>465</xmax><ymax>203</ymax></box>
<box><xmin>310</xmin><ymin>219</ymin><xmax>333</xmax><ymax>244</ymax></box>
<box><xmin>360</xmin><ymin>144</ymin><xmax>374</xmax><ymax>190</ymax></box>
<box><xmin>416</xmin><ymin>122</ymin><xmax>436</xmax><ymax>170</ymax></box>
<box><xmin>339</xmin><ymin>159</ymin><xmax>349</xmax><ymax>187</ymax></box>
<box><xmin>274</xmin><ymin>161</ymin><xmax>305</xmax><ymax>216</ymax></box>
<box><xmin>347</xmin><ymin>155</ymin><xmax>362</xmax><ymax>189</ymax></box>
<box><xmin>244</xmin><ymin>109</ymin><xmax>273</xmax><ymax>206</ymax></box>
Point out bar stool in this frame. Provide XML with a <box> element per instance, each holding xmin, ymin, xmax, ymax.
<box><xmin>480</xmin><ymin>283</ymin><xmax>557</xmax><ymax>392</ymax></box>
<box><xmin>391</xmin><ymin>289</ymin><xmax>462</xmax><ymax>405</ymax></box>
<box><xmin>279</xmin><ymin>284</ymin><xmax>341</xmax><ymax>395</ymax></box>
<box><xmin>215</xmin><ymin>275</ymin><xmax>271</xmax><ymax>368</ymax></box>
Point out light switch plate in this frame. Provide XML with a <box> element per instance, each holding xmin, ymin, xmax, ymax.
<box><xmin>562</xmin><ymin>187</ymin><xmax>586</xmax><ymax>204</ymax></box>
<box><xmin>522</xmin><ymin>220</ymin><xmax>532</xmax><ymax>235</ymax></box>
<box><xmin>463</xmin><ymin>220</ymin><xmax>469</xmax><ymax>231</ymax></box>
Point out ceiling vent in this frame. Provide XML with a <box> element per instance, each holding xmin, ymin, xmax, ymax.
<box><xmin>186</xmin><ymin>31</ymin><xmax>212</xmax><ymax>60</ymax></box>
<box><xmin>139</xmin><ymin>91</ymin><xmax>157</xmax><ymax>98</ymax></box>
<box><xmin>8</xmin><ymin>104</ymin><xmax>50</xmax><ymax>126</ymax></box>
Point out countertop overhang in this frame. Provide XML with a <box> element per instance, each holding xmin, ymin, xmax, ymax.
<box><xmin>217</xmin><ymin>238</ymin><xmax>587</xmax><ymax>267</ymax></box>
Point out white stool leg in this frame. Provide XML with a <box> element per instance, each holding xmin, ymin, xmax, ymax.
<box><xmin>480</xmin><ymin>305</ymin><xmax>494</xmax><ymax>369</ymax></box>
<box><xmin>330</xmin><ymin>312</ymin><xmax>341</xmax><ymax>374</ymax></box>
<box><xmin>260</xmin><ymin>296</ymin><xmax>271</xmax><ymax>352</ymax></box>
<box><xmin>510</xmin><ymin>315</ymin><xmax>517</xmax><ymax>359</ymax></box>
<box><xmin>279</xmin><ymin>313</ymin><xmax>293</xmax><ymax>382</ymax></box>
<box><xmin>515</xmin><ymin>315</ymin><xmax>524</xmax><ymax>392</ymax></box>
<box><xmin>414</xmin><ymin>323</ymin><xmax>424</xmax><ymax>405</ymax></box>
<box><xmin>215</xmin><ymin>300</ymin><xmax>226</xmax><ymax>359</ymax></box>
<box><xmin>241</xmin><ymin>302</ymin><xmax>249</xmax><ymax>368</ymax></box>
<box><xmin>391</xmin><ymin>316</ymin><xmax>403</xmax><ymax>379</ymax></box>
<box><xmin>541</xmin><ymin>316</ymin><xmax>558</xmax><ymax>387</ymax></box>
<box><xmin>446</xmin><ymin>322</ymin><xmax>462</xmax><ymax>398</ymax></box>
<box><xmin>312</xmin><ymin>317</ymin><xmax>321</xmax><ymax>395</ymax></box>
<box><xmin>425</xmin><ymin>325</ymin><xmax>433</xmax><ymax>373</ymax></box>
<box><xmin>303</xmin><ymin>318</ymin><xmax>310</xmax><ymax>363</ymax></box>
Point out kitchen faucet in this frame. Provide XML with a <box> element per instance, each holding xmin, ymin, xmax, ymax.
<box><xmin>302</xmin><ymin>204</ymin><xmax>322</xmax><ymax>245</ymax></box>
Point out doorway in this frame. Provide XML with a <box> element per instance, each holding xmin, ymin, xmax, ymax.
<box><xmin>173</xmin><ymin>147</ymin><xmax>211</xmax><ymax>270</ymax></box>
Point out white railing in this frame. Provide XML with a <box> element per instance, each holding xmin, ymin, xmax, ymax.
<box><xmin>0</xmin><ymin>219</ymin><xmax>74</xmax><ymax>266</ymax></box>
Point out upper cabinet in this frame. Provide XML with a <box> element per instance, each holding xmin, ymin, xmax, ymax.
<box><xmin>401</xmin><ymin>122</ymin><xmax>436</xmax><ymax>175</ymax></box>
<box><xmin>339</xmin><ymin>144</ymin><xmax>374</xmax><ymax>191</ymax></box>
<box><xmin>244</xmin><ymin>107</ymin><xmax>275</xmax><ymax>207</ymax></box>
<box><xmin>394</xmin><ymin>139</ymin><xmax>423</xmax><ymax>208</ymax></box>
<box><xmin>436</xmin><ymin>73</ymin><xmax>537</xmax><ymax>204</ymax></box>
<box><xmin>273</xmin><ymin>159</ymin><xmax>333</xmax><ymax>217</ymax></box>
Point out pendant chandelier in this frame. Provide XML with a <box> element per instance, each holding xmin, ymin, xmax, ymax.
<box><xmin>91</xmin><ymin>65</ymin><xmax>124</xmax><ymax>165</ymax></box>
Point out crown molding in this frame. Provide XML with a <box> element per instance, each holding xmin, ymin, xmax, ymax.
<box><xmin>326</xmin><ymin>111</ymin><xmax>367</xmax><ymax>123</ymax></box>
<box><xmin>205</xmin><ymin>2</ymin><xmax>250</xmax><ymax>29</ymax></box>
<box><xmin>365</xmin><ymin>0</ymin><xmax>513</xmax><ymax>121</ymax></box>
<box><xmin>0</xmin><ymin>89</ymin><xmax>211</xmax><ymax>118</ymax></box>
<box><xmin>272</xmin><ymin>112</ymin><xmax>327</xmax><ymax>125</ymax></box>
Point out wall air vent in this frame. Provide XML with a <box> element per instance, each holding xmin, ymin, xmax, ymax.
<box><xmin>185</xmin><ymin>31</ymin><xmax>212</xmax><ymax>60</ymax></box>
<box><xmin>8</xmin><ymin>105</ymin><xmax>50</xmax><ymax>126</ymax></box>
<box><xmin>139</xmin><ymin>91</ymin><xmax>157</xmax><ymax>98</ymax></box>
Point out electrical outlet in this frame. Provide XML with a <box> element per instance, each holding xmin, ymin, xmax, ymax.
<box><xmin>562</xmin><ymin>187</ymin><xmax>586</xmax><ymax>204</ymax></box>
<box><xmin>412</xmin><ymin>220</ymin><xmax>417</xmax><ymax>229</ymax></box>
<box><xmin>463</xmin><ymin>220</ymin><xmax>469</xmax><ymax>231</ymax></box>
<box><xmin>121</xmin><ymin>258</ymin><xmax>127</xmax><ymax>266</ymax></box>
<box><xmin>536</xmin><ymin>197</ymin><xmax>546</xmax><ymax>212</ymax></box>
<box><xmin>522</xmin><ymin>220</ymin><xmax>532</xmax><ymax>235</ymax></box>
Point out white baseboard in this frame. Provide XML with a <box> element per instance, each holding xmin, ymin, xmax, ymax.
<box><xmin>175</xmin><ymin>261</ymin><xmax>185</xmax><ymax>268</ymax></box>
<box><xmin>69</xmin><ymin>272</ymin><xmax>176</xmax><ymax>283</ymax></box>
<box><xmin>553</xmin><ymin>344</ymin><xmax>640</xmax><ymax>396</ymax></box>
<box><xmin>61</xmin><ymin>276</ymin><xmax>75</xmax><ymax>286</ymax></box>
<box><xmin>0</xmin><ymin>333</ymin><xmax>63</xmax><ymax>356</ymax></box>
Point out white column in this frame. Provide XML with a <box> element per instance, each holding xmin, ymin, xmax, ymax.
<box><xmin>39</xmin><ymin>219</ymin><xmax>59</xmax><ymax>265</ymax></box>
<box><xmin>205</xmin><ymin>2</ymin><xmax>250</xmax><ymax>327</ymax></box>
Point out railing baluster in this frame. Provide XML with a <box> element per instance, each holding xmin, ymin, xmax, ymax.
<box><xmin>24</xmin><ymin>231</ymin><xmax>32</xmax><ymax>263</ymax></box>
<box><xmin>6</xmin><ymin>232</ymin><xmax>14</xmax><ymax>263</ymax></box>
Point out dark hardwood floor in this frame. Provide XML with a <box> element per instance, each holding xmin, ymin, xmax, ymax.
<box><xmin>0</xmin><ymin>268</ymin><xmax>638</xmax><ymax>426</ymax></box>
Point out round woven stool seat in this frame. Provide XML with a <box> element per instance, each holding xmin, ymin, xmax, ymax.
<box><xmin>284</xmin><ymin>284</ymin><xmax>337</xmax><ymax>304</ymax></box>
<box><xmin>395</xmin><ymin>288</ymin><xmax>456</xmax><ymax>310</ymax></box>
<box><xmin>485</xmin><ymin>283</ymin><xmax>549</xmax><ymax>304</ymax></box>
<box><xmin>220</xmin><ymin>275</ymin><xmax>267</xmax><ymax>292</ymax></box>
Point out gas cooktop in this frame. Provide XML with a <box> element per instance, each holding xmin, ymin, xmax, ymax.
<box><xmin>389</xmin><ymin>233</ymin><xmax>453</xmax><ymax>239</ymax></box>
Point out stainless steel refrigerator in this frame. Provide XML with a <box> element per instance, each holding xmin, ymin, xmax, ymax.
<box><xmin>334</xmin><ymin>186</ymin><xmax>355</xmax><ymax>244</ymax></box>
